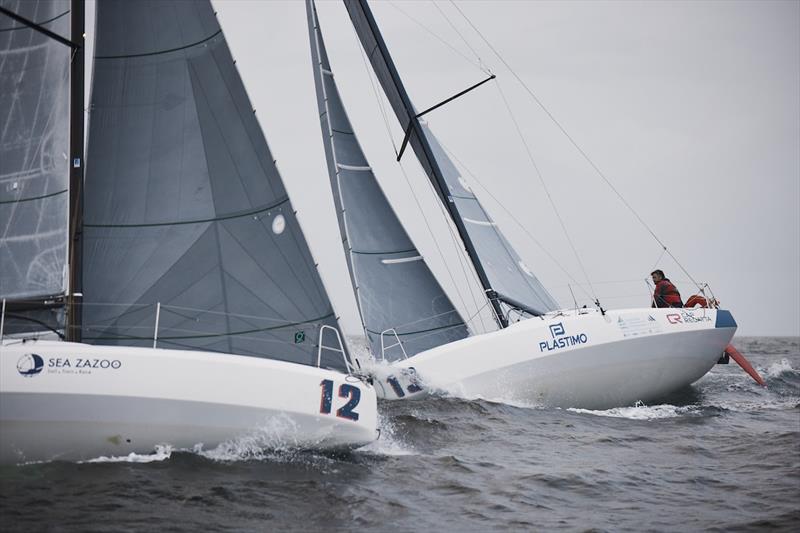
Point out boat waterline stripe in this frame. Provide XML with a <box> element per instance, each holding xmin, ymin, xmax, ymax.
<box><xmin>366</xmin><ymin>322</ymin><xmax>466</xmax><ymax>337</ymax></box>
<box><xmin>0</xmin><ymin>188</ymin><xmax>68</xmax><ymax>204</ymax></box>
<box><xmin>83</xmin><ymin>312</ymin><xmax>336</xmax><ymax>342</ymax></box>
<box><xmin>337</xmin><ymin>163</ymin><xmax>372</xmax><ymax>171</ymax></box>
<box><xmin>84</xmin><ymin>196</ymin><xmax>289</xmax><ymax>228</ymax></box>
<box><xmin>381</xmin><ymin>255</ymin><xmax>422</xmax><ymax>264</ymax></box>
<box><xmin>351</xmin><ymin>248</ymin><xmax>417</xmax><ymax>256</ymax></box>
<box><xmin>95</xmin><ymin>29</ymin><xmax>222</xmax><ymax>59</ymax></box>
<box><xmin>0</xmin><ymin>10</ymin><xmax>69</xmax><ymax>32</ymax></box>
<box><xmin>463</xmin><ymin>217</ymin><xmax>496</xmax><ymax>227</ymax></box>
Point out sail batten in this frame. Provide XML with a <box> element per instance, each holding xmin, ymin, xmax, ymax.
<box><xmin>82</xmin><ymin>0</ymin><xmax>347</xmax><ymax>370</ymax></box>
<box><xmin>308</xmin><ymin>0</ymin><xmax>468</xmax><ymax>359</ymax></box>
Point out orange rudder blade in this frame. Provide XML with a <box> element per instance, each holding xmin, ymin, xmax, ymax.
<box><xmin>725</xmin><ymin>344</ymin><xmax>766</xmax><ymax>386</ymax></box>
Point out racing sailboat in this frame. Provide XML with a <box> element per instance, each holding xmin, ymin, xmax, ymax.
<box><xmin>0</xmin><ymin>0</ymin><xmax>376</xmax><ymax>464</ymax></box>
<box><xmin>309</xmin><ymin>0</ymin><xmax>755</xmax><ymax>408</ymax></box>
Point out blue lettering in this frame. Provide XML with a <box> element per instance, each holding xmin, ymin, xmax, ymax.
<box><xmin>539</xmin><ymin>333</ymin><xmax>590</xmax><ymax>352</ymax></box>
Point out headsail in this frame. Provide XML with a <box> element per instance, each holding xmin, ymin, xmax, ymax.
<box><xmin>344</xmin><ymin>0</ymin><xmax>557</xmax><ymax>323</ymax></box>
<box><xmin>82</xmin><ymin>0</ymin><xmax>347</xmax><ymax>370</ymax></box>
<box><xmin>0</xmin><ymin>0</ymin><xmax>71</xmax><ymax>302</ymax></box>
<box><xmin>422</xmin><ymin>123</ymin><xmax>558</xmax><ymax>315</ymax></box>
<box><xmin>307</xmin><ymin>1</ymin><xmax>468</xmax><ymax>359</ymax></box>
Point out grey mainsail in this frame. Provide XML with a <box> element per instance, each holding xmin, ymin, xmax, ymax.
<box><xmin>82</xmin><ymin>0</ymin><xmax>346</xmax><ymax>370</ymax></box>
<box><xmin>344</xmin><ymin>0</ymin><xmax>558</xmax><ymax>322</ymax></box>
<box><xmin>0</xmin><ymin>0</ymin><xmax>70</xmax><ymax>302</ymax></box>
<box><xmin>307</xmin><ymin>0</ymin><xmax>468</xmax><ymax>360</ymax></box>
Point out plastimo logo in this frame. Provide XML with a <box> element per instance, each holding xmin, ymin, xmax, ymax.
<box><xmin>17</xmin><ymin>353</ymin><xmax>44</xmax><ymax>377</ymax></box>
<box><xmin>540</xmin><ymin>323</ymin><xmax>588</xmax><ymax>352</ymax></box>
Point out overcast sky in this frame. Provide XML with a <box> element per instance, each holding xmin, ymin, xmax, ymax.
<box><xmin>86</xmin><ymin>0</ymin><xmax>800</xmax><ymax>336</ymax></box>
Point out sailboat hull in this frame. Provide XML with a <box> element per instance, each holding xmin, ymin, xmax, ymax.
<box><xmin>0</xmin><ymin>340</ymin><xmax>377</xmax><ymax>464</ymax></box>
<box><xmin>370</xmin><ymin>308</ymin><xmax>736</xmax><ymax>409</ymax></box>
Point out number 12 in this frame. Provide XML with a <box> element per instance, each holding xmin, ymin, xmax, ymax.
<box><xmin>319</xmin><ymin>379</ymin><xmax>361</xmax><ymax>421</ymax></box>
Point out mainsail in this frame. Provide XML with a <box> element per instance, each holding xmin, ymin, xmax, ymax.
<box><xmin>307</xmin><ymin>0</ymin><xmax>468</xmax><ymax>359</ymax></box>
<box><xmin>82</xmin><ymin>0</ymin><xmax>347</xmax><ymax>370</ymax></box>
<box><xmin>344</xmin><ymin>0</ymin><xmax>558</xmax><ymax>323</ymax></box>
<box><xmin>0</xmin><ymin>0</ymin><xmax>71</xmax><ymax>302</ymax></box>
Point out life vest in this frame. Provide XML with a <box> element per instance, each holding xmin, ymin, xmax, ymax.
<box><xmin>654</xmin><ymin>279</ymin><xmax>682</xmax><ymax>308</ymax></box>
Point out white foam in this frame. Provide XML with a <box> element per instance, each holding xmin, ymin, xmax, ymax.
<box><xmin>82</xmin><ymin>444</ymin><xmax>174</xmax><ymax>463</ymax></box>
<box><xmin>568</xmin><ymin>402</ymin><xmax>696</xmax><ymax>420</ymax></box>
<box><xmin>764</xmin><ymin>358</ymin><xmax>795</xmax><ymax>378</ymax></box>
<box><xmin>199</xmin><ymin>413</ymin><xmax>304</xmax><ymax>462</ymax></box>
<box><xmin>358</xmin><ymin>413</ymin><xmax>416</xmax><ymax>457</ymax></box>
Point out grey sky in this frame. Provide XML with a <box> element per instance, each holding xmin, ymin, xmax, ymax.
<box><xmin>86</xmin><ymin>0</ymin><xmax>799</xmax><ymax>336</ymax></box>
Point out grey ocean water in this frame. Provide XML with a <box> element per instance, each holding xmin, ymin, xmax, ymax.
<box><xmin>1</xmin><ymin>337</ymin><xmax>798</xmax><ymax>531</ymax></box>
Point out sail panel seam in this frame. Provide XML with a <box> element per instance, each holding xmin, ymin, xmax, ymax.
<box><xmin>95</xmin><ymin>29</ymin><xmax>222</xmax><ymax>59</ymax></box>
<box><xmin>0</xmin><ymin>188</ymin><xmax>67</xmax><ymax>204</ymax></box>
<box><xmin>84</xmin><ymin>197</ymin><xmax>289</xmax><ymax>228</ymax></box>
<box><xmin>0</xmin><ymin>10</ymin><xmax>69</xmax><ymax>33</ymax></box>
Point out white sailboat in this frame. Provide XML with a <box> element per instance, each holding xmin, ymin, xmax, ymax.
<box><xmin>309</xmin><ymin>0</ymin><xmax>757</xmax><ymax>408</ymax></box>
<box><xmin>0</xmin><ymin>0</ymin><xmax>376</xmax><ymax>464</ymax></box>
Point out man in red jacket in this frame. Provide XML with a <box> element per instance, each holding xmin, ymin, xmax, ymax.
<box><xmin>651</xmin><ymin>270</ymin><xmax>683</xmax><ymax>308</ymax></box>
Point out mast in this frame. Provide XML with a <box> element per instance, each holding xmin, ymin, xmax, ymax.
<box><xmin>66</xmin><ymin>0</ymin><xmax>84</xmax><ymax>342</ymax></box>
<box><xmin>344</xmin><ymin>0</ymin><xmax>508</xmax><ymax>327</ymax></box>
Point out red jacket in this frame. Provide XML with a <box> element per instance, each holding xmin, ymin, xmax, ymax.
<box><xmin>653</xmin><ymin>279</ymin><xmax>683</xmax><ymax>308</ymax></box>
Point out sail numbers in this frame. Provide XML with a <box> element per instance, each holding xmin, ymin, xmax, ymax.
<box><xmin>319</xmin><ymin>379</ymin><xmax>361</xmax><ymax>421</ymax></box>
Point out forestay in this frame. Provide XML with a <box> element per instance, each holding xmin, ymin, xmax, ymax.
<box><xmin>0</xmin><ymin>0</ymin><xmax>70</xmax><ymax>301</ymax></box>
<box><xmin>82</xmin><ymin>0</ymin><xmax>346</xmax><ymax>370</ymax></box>
<box><xmin>307</xmin><ymin>1</ymin><xmax>468</xmax><ymax>359</ymax></box>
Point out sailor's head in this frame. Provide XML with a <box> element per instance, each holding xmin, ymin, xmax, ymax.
<box><xmin>650</xmin><ymin>269</ymin><xmax>665</xmax><ymax>283</ymax></box>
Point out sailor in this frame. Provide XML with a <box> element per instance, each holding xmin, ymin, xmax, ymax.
<box><xmin>650</xmin><ymin>270</ymin><xmax>683</xmax><ymax>308</ymax></box>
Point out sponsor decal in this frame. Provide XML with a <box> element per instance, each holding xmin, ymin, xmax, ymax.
<box><xmin>666</xmin><ymin>310</ymin><xmax>712</xmax><ymax>325</ymax></box>
<box><xmin>679</xmin><ymin>310</ymin><xmax>712</xmax><ymax>324</ymax></box>
<box><xmin>46</xmin><ymin>357</ymin><xmax>122</xmax><ymax>375</ymax></box>
<box><xmin>17</xmin><ymin>353</ymin><xmax>44</xmax><ymax>377</ymax></box>
<box><xmin>617</xmin><ymin>315</ymin><xmax>662</xmax><ymax>337</ymax></box>
<box><xmin>540</xmin><ymin>322</ymin><xmax>588</xmax><ymax>352</ymax></box>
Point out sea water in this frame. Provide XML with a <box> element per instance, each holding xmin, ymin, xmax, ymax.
<box><xmin>1</xmin><ymin>337</ymin><xmax>797</xmax><ymax>531</ymax></box>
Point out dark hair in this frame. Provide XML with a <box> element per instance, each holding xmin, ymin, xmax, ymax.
<box><xmin>651</xmin><ymin>269</ymin><xmax>665</xmax><ymax>278</ymax></box>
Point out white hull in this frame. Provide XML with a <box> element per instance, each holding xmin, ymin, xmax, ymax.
<box><xmin>1</xmin><ymin>340</ymin><xmax>378</xmax><ymax>463</ymax></box>
<box><xmin>364</xmin><ymin>307</ymin><xmax>736</xmax><ymax>409</ymax></box>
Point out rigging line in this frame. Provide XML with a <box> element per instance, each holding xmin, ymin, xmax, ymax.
<box><xmin>410</xmin><ymin>156</ymin><xmax>492</xmax><ymax>333</ymax></box>
<box><xmin>494</xmin><ymin>80</ymin><xmax>600</xmax><ymax>303</ymax></box>
<box><xmin>449</xmin><ymin>0</ymin><xmax>703</xmax><ymax>292</ymax></box>
<box><xmin>386</xmin><ymin>1</ymin><xmax>489</xmax><ymax>75</ymax></box>
<box><xmin>376</xmin><ymin>306</ymin><xmax>462</xmax><ymax>332</ymax></box>
<box><xmin>437</xmin><ymin>129</ymin><xmax>594</xmax><ymax>302</ymax></box>
<box><xmin>394</xmin><ymin>160</ymin><xmax>477</xmax><ymax>331</ymax></box>
<box><xmin>431</xmin><ymin>1</ymin><xmax>486</xmax><ymax>71</ymax></box>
